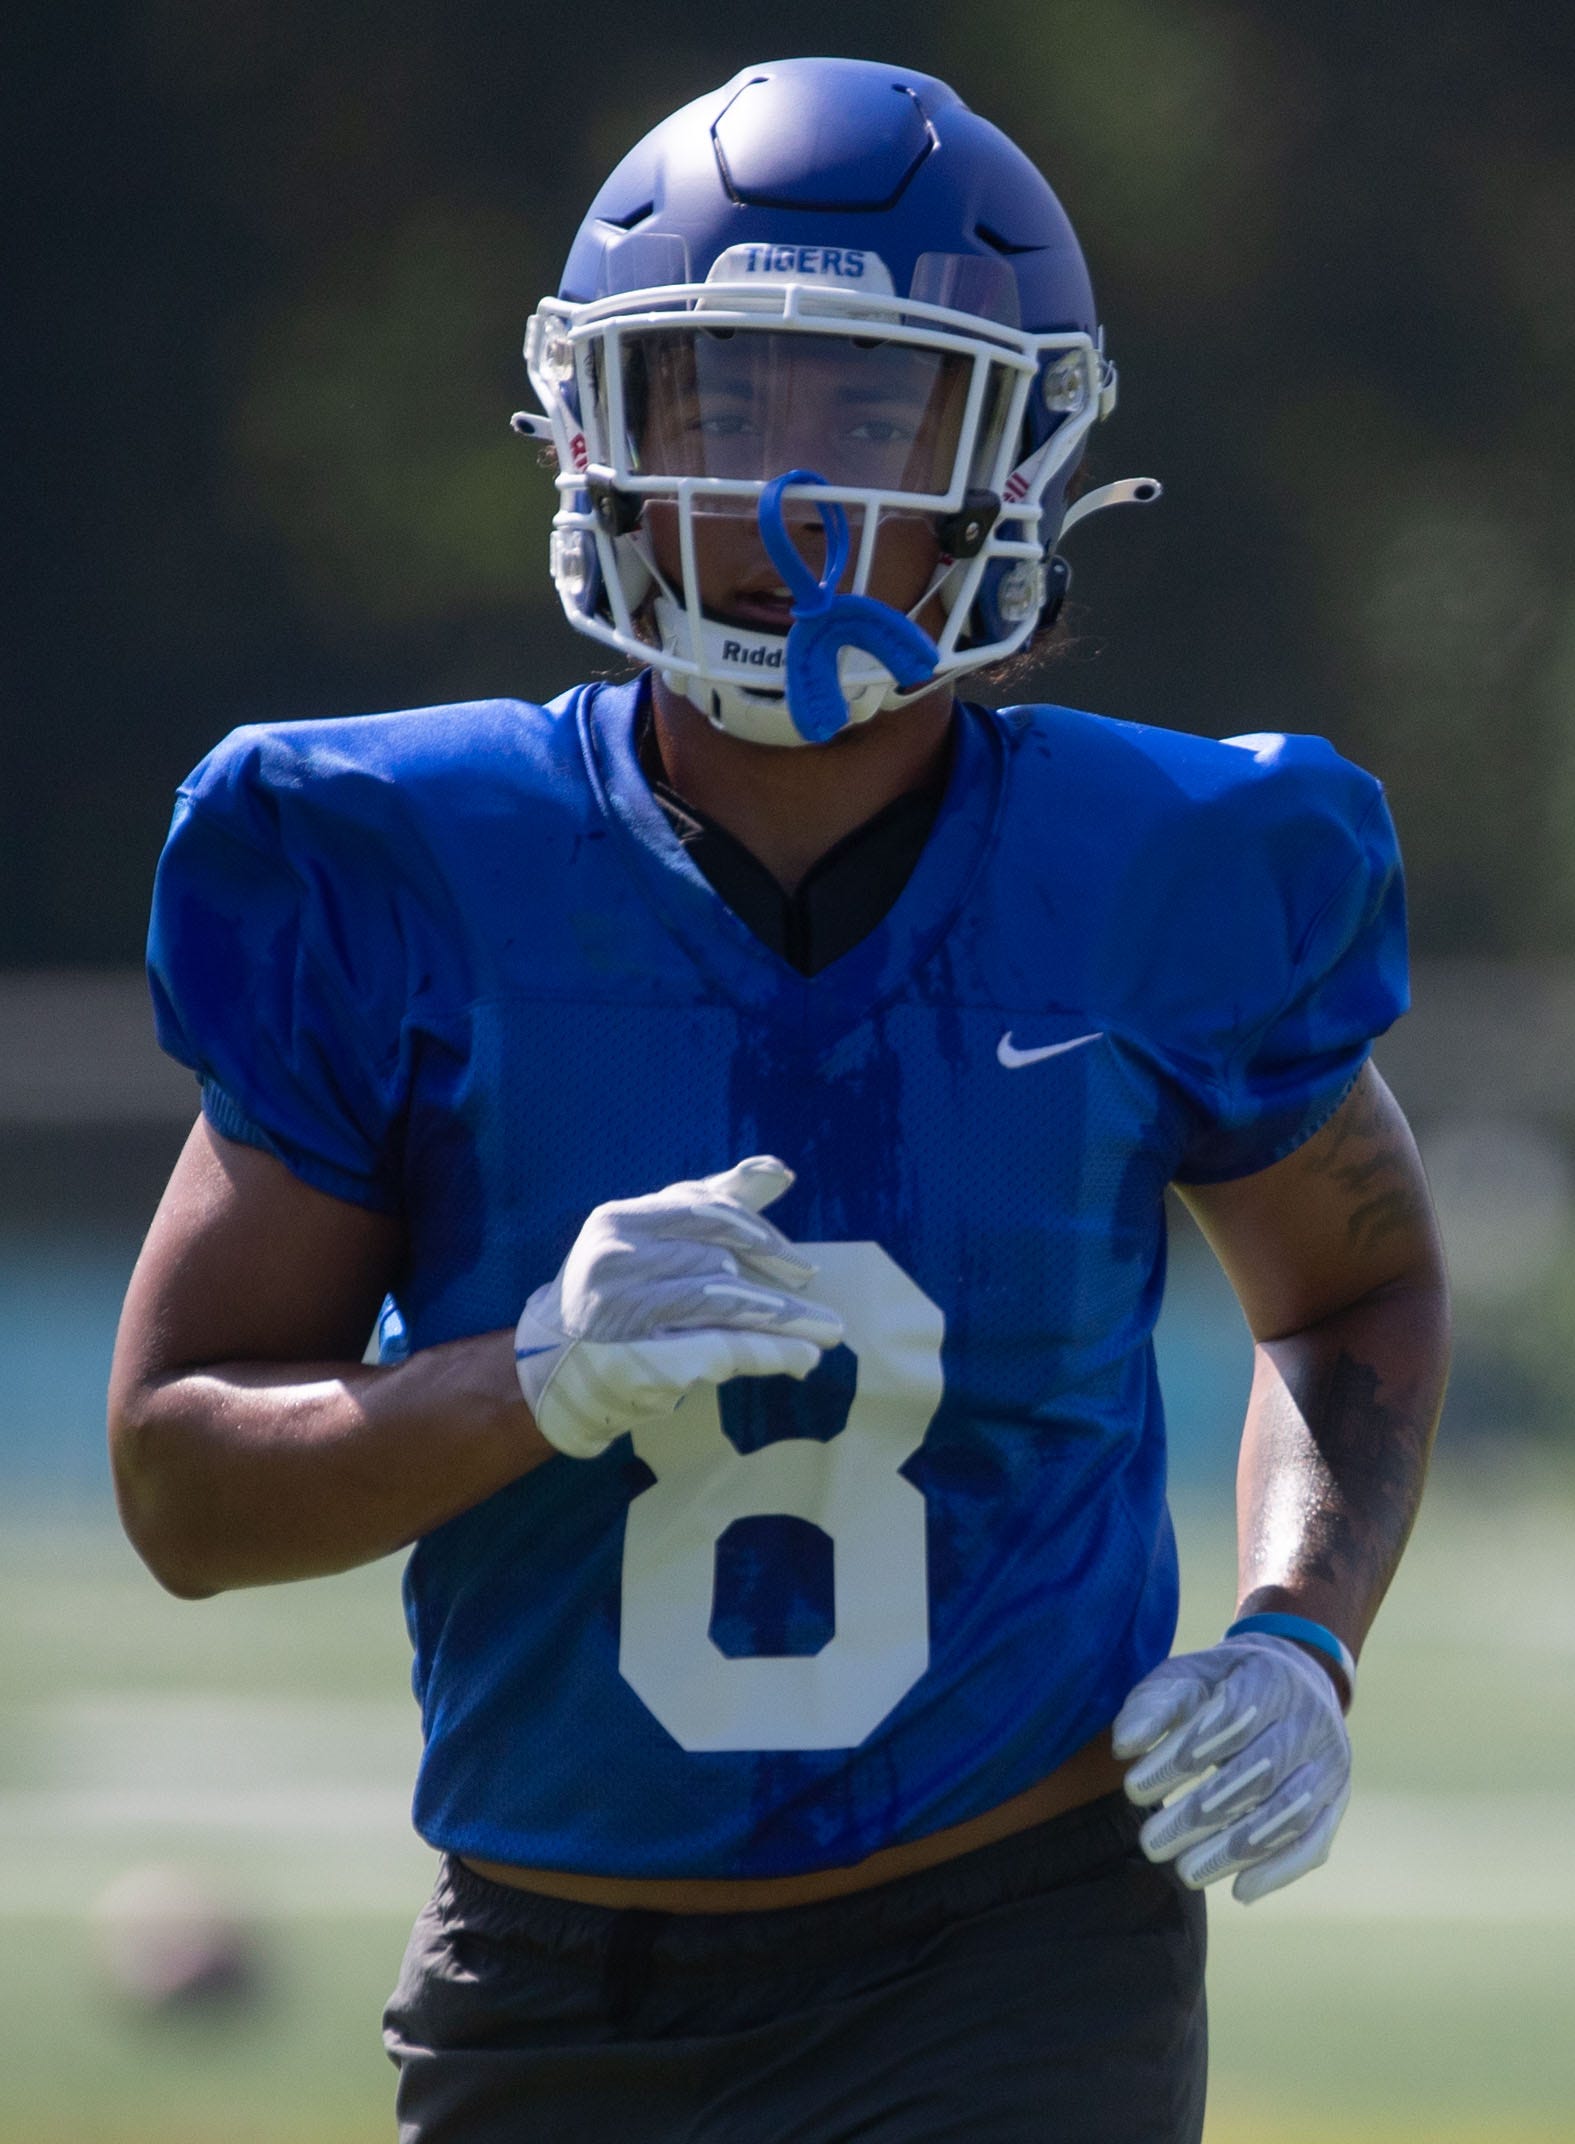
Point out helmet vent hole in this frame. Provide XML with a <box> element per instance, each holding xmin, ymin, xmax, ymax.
<box><xmin>974</xmin><ymin>223</ymin><xmax>1037</xmax><ymax>258</ymax></box>
<box><xmin>604</xmin><ymin>201</ymin><xmax>655</xmax><ymax>232</ymax></box>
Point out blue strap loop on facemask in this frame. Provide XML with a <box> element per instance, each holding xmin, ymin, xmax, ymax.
<box><xmin>756</xmin><ymin>469</ymin><xmax>941</xmax><ymax>744</ymax></box>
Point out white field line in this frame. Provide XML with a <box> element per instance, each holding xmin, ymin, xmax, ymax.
<box><xmin>0</xmin><ymin>1848</ymin><xmax>438</xmax><ymax>1920</ymax></box>
<box><xmin>0</xmin><ymin>1785</ymin><xmax>414</xmax><ymax>1833</ymax></box>
<box><xmin>2</xmin><ymin>1696</ymin><xmax>1574</xmax><ymax>1922</ymax></box>
<box><xmin>1252</xmin><ymin>1792</ymin><xmax>1575</xmax><ymax>1923</ymax></box>
<box><xmin>0</xmin><ymin>1789</ymin><xmax>1573</xmax><ymax>1922</ymax></box>
<box><xmin>30</xmin><ymin>1692</ymin><xmax>421</xmax><ymax>1786</ymax></box>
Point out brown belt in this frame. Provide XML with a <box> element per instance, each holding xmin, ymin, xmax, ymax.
<box><xmin>460</xmin><ymin>1725</ymin><xmax>1128</xmax><ymax>1915</ymax></box>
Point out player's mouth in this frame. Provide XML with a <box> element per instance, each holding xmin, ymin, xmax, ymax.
<box><xmin>715</xmin><ymin>585</ymin><xmax>798</xmax><ymax>632</ymax></box>
<box><xmin>714</xmin><ymin>543</ymin><xmax>843</xmax><ymax>631</ymax></box>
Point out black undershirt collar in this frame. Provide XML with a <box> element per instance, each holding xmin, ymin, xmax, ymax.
<box><xmin>638</xmin><ymin>710</ymin><xmax>954</xmax><ymax>978</ymax></box>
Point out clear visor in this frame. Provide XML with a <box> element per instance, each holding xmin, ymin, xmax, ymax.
<box><xmin>600</xmin><ymin>327</ymin><xmax>1014</xmax><ymax>498</ymax></box>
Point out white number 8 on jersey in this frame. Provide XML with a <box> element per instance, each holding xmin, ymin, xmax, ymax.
<box><xmin>619</xmin><ymin>1242</ymin><xmax>944</xmax><ymax>1751</ymax></box>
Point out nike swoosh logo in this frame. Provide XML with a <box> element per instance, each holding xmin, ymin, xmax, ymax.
<box><xmin>997</xmin><ymin>1029</ymin><xmax>1105</xmax><ymax>1070</ymax></box>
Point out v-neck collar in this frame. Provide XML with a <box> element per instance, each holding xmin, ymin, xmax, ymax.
<box><xmin>641</xmin><ymin>712</ymin><xmax>953</xmax><ymax>978</ymax></box>
<box><xmin>578</xmin><ymin>674</ymin><xmax>1007</xmax><ymax>1041</ymax></box>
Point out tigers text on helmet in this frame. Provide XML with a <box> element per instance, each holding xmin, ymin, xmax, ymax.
<box><xmin>517</xmin><ymin>56</ymin><xmax>1159</xmax><ymax>747</ymax></box>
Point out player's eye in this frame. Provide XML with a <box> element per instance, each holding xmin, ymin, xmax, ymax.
<box><xmin>845</xmin><ymin>416</ymin><xmax>918</xmax><ymax>445</ymax></box>
<box><xmin>694</xmin><ymin>412</ymin><xmax>759</xmax><ymax>438</ymax></box>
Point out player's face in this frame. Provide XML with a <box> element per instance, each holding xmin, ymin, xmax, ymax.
<box><xmin>621</xmin><ymin>329</ymin><xmax>975</xmax><ymax>632</ymax></box>
<box><xmin>628</xmin><ymin>329</ymin><xmax>972</xmax><ymax>491</ymax></box>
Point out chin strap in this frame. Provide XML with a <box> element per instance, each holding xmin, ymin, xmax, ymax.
<box><xmin>757</xmin><ymin>470</ymin><xmax>940</xmax><ymax>744</ymax></box>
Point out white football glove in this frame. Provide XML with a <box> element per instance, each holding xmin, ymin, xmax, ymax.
<box><xmin>514</xmin><ymin>1156</ymin><xmax>843</xmax><ymax>1460</ymax></box>
<box><xmin>1112</xmin><ymin>1633</ymin><xmax>1352</xmax><ymax>1904</ymax></box>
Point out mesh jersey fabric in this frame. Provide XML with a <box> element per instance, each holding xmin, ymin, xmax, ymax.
<box><xmin>146</xmin><ymin>677</ymin><xmax>1407</xmax><ymax>1879</ymax></box>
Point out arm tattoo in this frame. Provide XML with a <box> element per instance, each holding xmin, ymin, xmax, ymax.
<box><xmin>1240</xmin><ymin>1318</ymin><xmax>1445</xmax><ymax>1644</ymax></box>
<box><xmin>1297</xmin><ymin>1080</ymin><xmax>1426</xmax><ymax>1256</ymax></box>
<box><xmin>1232</xmin><ymin>1066</ymin><xmax>1449</xmax><ymax>1645</ymax></box>
<box><xmin>1278</xmin><ymin>1350</ymin><xmax>1425</xmax><ymax>1590</ymax></box>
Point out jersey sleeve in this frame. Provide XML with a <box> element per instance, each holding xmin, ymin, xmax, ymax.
<box><xmin>146</xmin><ymin>728</ymin><xmax>407</xmax><ymax>1211</ymax></box>
<box><xmin>1169</xmin><ymin>740</ymin><xmax>1408</xmax><ymax>1184</ymax></box>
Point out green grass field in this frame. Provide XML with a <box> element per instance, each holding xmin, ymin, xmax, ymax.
<box><xmin>2</xmin><ymin>1478</ymin><xmax>1572</xmax><ymax>2143</ymax></box>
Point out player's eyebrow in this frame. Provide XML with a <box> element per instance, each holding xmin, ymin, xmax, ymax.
<box><xmin>692</xmin><ymin>375</ymin><xmax>756</xmax><ymax>398</ymax></box>
<box><xmin>831</xmin><ymin>383</ymin><xmax>929</xmax><ymax>404</ymax></box>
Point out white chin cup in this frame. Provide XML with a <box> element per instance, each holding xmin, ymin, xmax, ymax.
<box><xmin>652</xmin><ymin>596</ymin><xmax>904</xmax><ymax>748</ymax></box>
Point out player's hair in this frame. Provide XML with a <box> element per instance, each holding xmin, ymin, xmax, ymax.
<box><xmin>975</xmin><ymin>455</ymin><xmax>1092</xmax><ymax>689</ymax></box>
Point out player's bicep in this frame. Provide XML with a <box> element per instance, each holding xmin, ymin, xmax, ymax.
<box><xmin>111</xmin><ymin>1115</ymin><xmax>404</xmax><ymax>1402</ymax></box>
<box><xmin>1173</xmin><ymin>1063</ymin><xmax>1444</xmax><ymax>1342</ymax></box>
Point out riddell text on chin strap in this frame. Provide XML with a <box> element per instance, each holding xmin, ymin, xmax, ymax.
<box><xmin>756</xmin><ymin>470</ymin><xmax>941</xmax><ymax>744</ymax></box>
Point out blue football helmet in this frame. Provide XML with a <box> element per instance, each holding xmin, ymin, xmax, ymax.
<box><xmin>519</xmin><ymin>57</ymin><xmax>1159</xmax><ymax>745</ymax></box>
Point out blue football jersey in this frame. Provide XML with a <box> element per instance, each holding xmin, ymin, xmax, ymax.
<box><xmin>147</xmin><ymin>679</ymin><xmax>1406</xmax><ymax>1878</ymax></box>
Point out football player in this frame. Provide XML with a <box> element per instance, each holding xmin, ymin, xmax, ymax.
<box><xmin>110</xmin><ymin>57</ymin><xmax>1450</xmax><ymax>2143</ymax></box>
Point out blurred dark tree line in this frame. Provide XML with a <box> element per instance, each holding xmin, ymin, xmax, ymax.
<box><xmin>5</xmin><ymin>0</ymin><xmax>1572</xmax><ymax>963</ymax></box>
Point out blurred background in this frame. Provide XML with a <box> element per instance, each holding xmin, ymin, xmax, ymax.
<box><xmin>3</xmin><ymin>1</ymin><xmax>1573</xmax><ymax>2137</ymax></box>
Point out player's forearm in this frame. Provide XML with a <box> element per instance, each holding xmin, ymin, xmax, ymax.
<box><xmin>111</xmin><ymin>1330</ymin><xmax>552</xmax><ymax>1596</ymax></box>
<box><xmin>1234</xmin><ymin>1266</ymin><xmax>1450</xmax><ymax>1663</ymax></box>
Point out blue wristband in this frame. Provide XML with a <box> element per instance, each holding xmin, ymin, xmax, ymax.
<box><xmin>1225</xmin><ymin>1613</ymin><xmax>1357</xmax><ymax>1704</ymax></box>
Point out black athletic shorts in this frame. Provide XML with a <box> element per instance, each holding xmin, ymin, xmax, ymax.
<box><xmin>383</xmin><ymin>1791</ymin><xmax>1207</xmax><ymax>2143</ymax></box>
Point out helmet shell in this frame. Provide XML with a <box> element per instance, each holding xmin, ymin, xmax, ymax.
<box><xmin>532</xmin><ymin>58</ymin><xmax>1115</xmax><ymax>728</ymax></box>
<box><xmin>561</xmin><ymin>57</ymin><xmax>1095</xmax><ymax>353</ymax></box>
